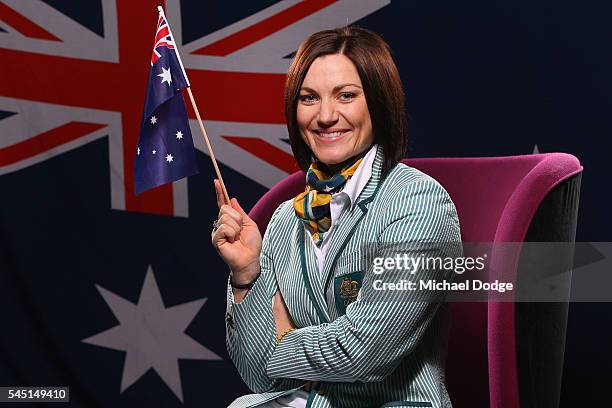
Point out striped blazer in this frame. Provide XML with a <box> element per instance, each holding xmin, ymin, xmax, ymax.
<box><xmin>226</xmin><ymin>147</ymin><xmax>462</xmax><ymax>408</ymax></box>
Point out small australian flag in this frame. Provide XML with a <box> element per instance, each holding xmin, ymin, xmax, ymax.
<box><xmin>134</xmin><ymin>8</ymin><xmax>199</xmax><ymax>195</ymax></box>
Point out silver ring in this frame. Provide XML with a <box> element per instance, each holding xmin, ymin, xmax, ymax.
<box><xmin>212</xmin><ymin>219</ymin><xmax>219</xmax><ymax>232</ymax></box>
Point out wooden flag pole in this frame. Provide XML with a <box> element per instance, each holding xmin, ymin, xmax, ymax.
<box><xmin>156</xmin><ymin>5</ymin><xmax>230</xmax><ymax>205</ymax></box>
<box><xmin>186</xmin><ymin>87</ymin><xmax>231</xmax><ymax>205</ymax></box>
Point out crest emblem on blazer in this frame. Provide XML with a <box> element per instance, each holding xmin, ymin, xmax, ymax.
<box><xmin>334</xmin><ymin>272</ymin><xmax>362</xmax><ymax>315</ymax></box>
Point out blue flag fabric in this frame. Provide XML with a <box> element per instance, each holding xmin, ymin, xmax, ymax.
<box><xmin>134</xmin><ymin>13</ymin><xmax>198</xmax><ymax>195</ymax></box>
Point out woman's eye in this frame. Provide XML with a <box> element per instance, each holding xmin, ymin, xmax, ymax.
<box><xmin>338</xmin><ymin>92</ymin><xmax>355</xmax><ymax>101</ymax></box>
<box><xmin>299</xmin><ymin>94</ymin><xmax>317</xmax><ymax>103</ymax></box>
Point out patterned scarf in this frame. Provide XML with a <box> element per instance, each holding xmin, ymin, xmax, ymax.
<box><xmin>293</xmin><ymin>152</ymin><xmax>366</xmax><ymax>246</ymax></box>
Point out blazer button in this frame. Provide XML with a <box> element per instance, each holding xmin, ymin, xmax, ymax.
<box><xmin>226</xmin><ymin>312</ymin><xmax>234</xmax><ymax>328</ymax></box>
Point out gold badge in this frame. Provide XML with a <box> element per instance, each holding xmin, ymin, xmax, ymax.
<box><xmin>339</xmin><ymin>277</ymin><xmax>360</xmax><ymax>307</ymax></box>
<box><xmin>334</xmin><ymin>272</ymin><xmax>362</xmax><ymax>315</ymax></box>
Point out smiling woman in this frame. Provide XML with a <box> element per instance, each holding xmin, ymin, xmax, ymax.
<box><xmin>285</xmin><ymin>27</ymin><xmax>407</xmax><ymax>178</ymax></box>
<box><xmin>212</xmin><ymin>26</ymin><xmax>462</xmax><ymax>408</ymax></box>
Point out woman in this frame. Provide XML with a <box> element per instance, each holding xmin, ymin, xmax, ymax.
<box><xmin>212</xmin><ymin>26</ymin><xmax>462</xmax><ymax>408</ymax></box>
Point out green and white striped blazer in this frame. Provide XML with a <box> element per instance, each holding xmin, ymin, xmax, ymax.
<box><xmin>226</xmin><ymin>147</ymin><xmax>462</xmax><ymax>408</ymax></box>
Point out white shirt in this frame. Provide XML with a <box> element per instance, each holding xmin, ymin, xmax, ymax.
<box><xmin>265</xmin><ymin>145</ymin><xmax>378</xmax><ymax>408</ymax></box>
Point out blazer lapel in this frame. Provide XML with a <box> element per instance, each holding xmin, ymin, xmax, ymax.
<box><xmin>299</xmin><ymin>227</ymin><xmax>332</xmax><ymax>323</ymax></box>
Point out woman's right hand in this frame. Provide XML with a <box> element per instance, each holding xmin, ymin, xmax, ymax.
<box><xmin>211</xmin><ymin>179</ymin><xmax>262</xmax><ymax>285</ymax></box>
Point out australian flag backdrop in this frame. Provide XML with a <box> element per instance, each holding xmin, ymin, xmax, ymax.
<box><xmin>0</xmin><ymin>1</ymin><xmax>610</xmax><ymax>407</ymax></box>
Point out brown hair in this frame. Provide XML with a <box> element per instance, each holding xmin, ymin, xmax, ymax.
<box><xmin>284</xmin><ymin>26</ymin><xmax>407</xmax><ymax>179</ymax></box>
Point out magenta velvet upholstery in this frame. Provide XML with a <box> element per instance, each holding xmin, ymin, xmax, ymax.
<box><xmin>248</xmin><ymin>153</ymin><xmax>583</xmax><ymax>408</ymax></box>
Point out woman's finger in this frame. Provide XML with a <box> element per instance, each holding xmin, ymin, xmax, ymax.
<box><xmin>214</xmin><ymin>179</ymin><xmax>227</xmax><ymax>209</ymax></box>
<box><xmin>218</xmin><ymin>204</ymin><xmax>243</xmax><ymax>226</ymax></box>
<box><xmin>212</xmin><ymin>223</ymin><xmax>237</xmax><ymax>244</ymax></box>
<box><xmin>218</xmin><ymin>214</ymin><xmax>241</xmax><ymax>235</ymax></box>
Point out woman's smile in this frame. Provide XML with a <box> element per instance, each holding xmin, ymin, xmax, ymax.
<box><xmin>312</xmin><ymin>128</ymin><xmax>351</xmax><ymax>142</ymax></box>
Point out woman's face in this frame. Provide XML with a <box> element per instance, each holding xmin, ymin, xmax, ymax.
<box><xmin>297</xmin><ymin>54</ymin><xmax>374</xmax><ymax>168</ymax></box>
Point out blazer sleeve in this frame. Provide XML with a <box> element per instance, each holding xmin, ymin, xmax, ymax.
<box><xmin>225</xmin><ymin>203</ymin><xmax>304</xmax><ymax>393</ymax></box>
<box><xmin>265</xmin><ymin>178</ymin><xmax>462</xmax><ymax>383</ymax></box>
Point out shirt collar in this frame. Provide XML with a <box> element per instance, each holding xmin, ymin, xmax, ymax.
<box><xmin>337</xmin><ymin>144</ymin><xmax>378</xmax><ymax>210</ymax></box>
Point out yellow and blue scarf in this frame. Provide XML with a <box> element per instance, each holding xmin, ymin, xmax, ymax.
<box><xmin>293</xmin><ymin>154</ymin><xmax>365</xmax><ymax>246</ymax></box>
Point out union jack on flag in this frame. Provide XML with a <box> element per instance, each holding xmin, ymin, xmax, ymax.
<box><xmin>150</xmin><ymin>11</ymin><xmax>176</xmax><ymax>66</ymax></box>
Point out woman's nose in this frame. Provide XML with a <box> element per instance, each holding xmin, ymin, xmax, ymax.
<box><xmin>317</xmin><ymin>99</ymin><xmax>338</xmax><ymax>125</ymax></box>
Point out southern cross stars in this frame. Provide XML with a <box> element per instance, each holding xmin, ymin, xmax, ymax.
<box><xmin>143</xmin><ymin>122</ymin><xmax>181</xmax><ymax>163</ymax></box>
<box><xmin>157</xmin><ymin>67</ymin><xmax>172</xmax><ymax>86</ymax></box>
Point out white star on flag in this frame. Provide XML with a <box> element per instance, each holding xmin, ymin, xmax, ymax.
<box><xmin>152</xmin><ymin>150</ymin><xmax>156</xmax><ymax>155</ymax></box>
<box><xmin>150</xmin><ymin>116</ymin><xmax>157</xmax><ymax>125</ymax></box>
<box><xmin>82</xmin><ymin>267</ymin><xmax>222</xmax><ymax>402</ymax></box>
<box><xmin>175</xmin><ymin>131</ymin><xmax>183</xmax><ymax>140</ymax></box>
<box><xmin>157</xmin><ymin>67</ymin><xmax>172</xmax><ymax>86</ymax></box>
<box><xmin>137</xmin><ymin>147</ymin><xmax>140</xmax><ymax>156</ymax></box>
<box><xmin>323</xmin><ymin>185</ymin><xmax>334</xmax><ymax>192</ymax></box>
<box><xmin>165</xmin><ymin>154</ymin><xmax>174</xmax><ymax>163</ymax></box>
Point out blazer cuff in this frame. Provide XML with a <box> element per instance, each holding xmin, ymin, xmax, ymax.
<box><xmin>225</xmin><ymin>273</ymin><xmax>274</xmax><ymax>333</ymax></box>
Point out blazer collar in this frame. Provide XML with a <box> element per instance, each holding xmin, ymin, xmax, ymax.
<box><xmin>355</xmin><ymin>143</ymin><xmax>384</xmax><ymax>205</ymax></box>
<box><xmin>339</xmin><ymin>144</ymin><xmax>378</xmax><ymax>211</ymax></box>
